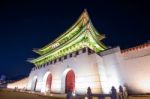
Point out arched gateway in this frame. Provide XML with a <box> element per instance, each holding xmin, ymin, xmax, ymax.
<box><xmin>46</xmin><ymin>73</ymin><xmax>52</xmax><ymax>91</ymax></box>
<box><xmin>31</xmin><ymin>76</ymin><xmax>38</xmax><ymax>91</ymax></box>
<box><xmin>33</xmin><ymin>79</ymin><xmax>37</xmax><ymax>91</ymax></box>
<box><xmin>65</xmin><ymin>70</ymin><xmax>75</xmax><ymax>93</ymax></box>
<box><xmin>41</xmin><ymin>72</ymin><xmax>52</xmax><ymax>93</ymax></box>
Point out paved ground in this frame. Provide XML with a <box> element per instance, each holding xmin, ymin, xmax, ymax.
<box><xmin>1</xmin><ymin>89</ymin><xmax>150</xmax><ymax>99</ymax></box>
<box><xmin>0</xmin><ymin>90</ymin><xmax>65</xmax><ymax>99</ymax></box>
<box><xmin>128</xmin><ymin>96</ymin><xmax>150</xmax><ymax>99</ymax></box>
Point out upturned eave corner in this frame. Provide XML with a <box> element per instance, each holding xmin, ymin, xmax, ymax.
<box><xmin>29</xmin><ymin>10</ymin><xmax>107</xmax><ymax>66</ymax></box>
<box><xmin>33</xmin><ymin>10</ymin><xmax>92</xmax><ymax>55</ymax></box>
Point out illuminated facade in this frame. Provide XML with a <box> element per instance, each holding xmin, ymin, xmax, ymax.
<box><xmin>27</xmin><ymin>10</ymin><xmax>110</xmax><ymax>94</ymax></box>
<box><xmin>7</xmin><ymin>10</ymin><xmax>150</xmax><ymax>94</ymax></box>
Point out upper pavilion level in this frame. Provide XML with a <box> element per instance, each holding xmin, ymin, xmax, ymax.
<box><xmin>28</xmin><ymin>10</ymin><xmax>107</xmax><ymax>67</ymax></box>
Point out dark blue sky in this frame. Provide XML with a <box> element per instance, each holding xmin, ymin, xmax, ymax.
<box><xmin>0</xmin><ymin>0</ymin><xmax>149</xmax><ymax>78</ymax></box>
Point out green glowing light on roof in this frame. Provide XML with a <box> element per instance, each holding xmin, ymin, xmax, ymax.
<box><xmin>28</xmin><ymin>10</ymin><xmax>107</xmax><ymax>67</ymax></box>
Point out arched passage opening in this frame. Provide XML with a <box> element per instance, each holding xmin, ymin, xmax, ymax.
<box><xmin>65</xmin><ymin>70</ymin><xmax>75</xmax><ymax>93</ymax></box>
<box><xmin>31</xmin><ymin>76</ymin><xmax>38</xmax><ymax>91</ymax></box>
<box><xmin>46</xmin><ymin>73</ymin><xmax>52</xmax><ymax>91</ymax></box>
<box><xmin>34</xmin><ymin>79</ymin><xmax>37</xmax><ymax>91</ymax></box>
<box><xmin>41</xmin><ymin>72</ymin><xmax>52</xmax><ymax>93</ymax></box>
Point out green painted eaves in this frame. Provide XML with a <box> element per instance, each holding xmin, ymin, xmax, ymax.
<box><xmin>28</xmin><ymin>10</ymin><xmax>107</xmax><ymax>67</ymax></box>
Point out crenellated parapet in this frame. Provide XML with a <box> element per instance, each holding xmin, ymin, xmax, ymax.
<box><xmin>121</xmin><ymin>43</ymin><xmax>150</xmax><ymax>54</ymax></box>
<box><xmin>121</xmin><ymin>42</ymin><xmax>150</xmax><ymax>59</ymax></box>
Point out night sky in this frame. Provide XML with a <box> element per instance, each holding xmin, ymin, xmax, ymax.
<box><xmin>0</xmin><ymin>0</ymin><xmax>149</xmax><ymax>78</ymax></box>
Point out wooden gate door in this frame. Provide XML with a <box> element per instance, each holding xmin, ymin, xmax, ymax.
<box><xmin>65</xmin><ymin>70</ymin><xmax>75</xmax><ymax>93</ymax></box>
<box><xmin>46</xmin><ymin>73</ymin><xmax>52</xmax><ymax>91</ymax></box>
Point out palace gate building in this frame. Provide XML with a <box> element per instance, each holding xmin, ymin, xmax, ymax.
<box><xmin>7</xmin><ymin>10</ymin><xmax>150</xmax><ymax>94</ymax></box>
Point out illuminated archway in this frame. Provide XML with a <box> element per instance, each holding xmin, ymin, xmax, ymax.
<box><xmin>41</xmin><ymin>72</ymin><xmax>52</xmax><ymax>93</ymax></box>
<box><xmin>61</xmin><ymin>68</ymin><xmax>75</xmax><ymax>93</ymax></box>
<box><xmin>31</xmin><ymin>76</ymin><xmax>38</xmax><ymax>91</ymax></box>
<box><xmin>46</xmin><ymin>73</ymin><xmax>52</xmax><ymax>91</ymax></box>
<box><xmin>65</xmin><ymin>70</ymin><xmax>75</xmax><ymax>93</ymax></box>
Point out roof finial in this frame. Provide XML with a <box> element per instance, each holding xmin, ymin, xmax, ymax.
<box><xmin>82</xmin><ymin>9</ymin><xmax>89</xmax><ymax>25</ymax></box>
<box><xmin>84</xmin><ymin>8</ymin><xmax>87</xmax><ymax>12</ymax></box>
<box><xmin>83</xmin><ymin>8</ymin><xmax>89</xmax><ymax>15</ymax></box>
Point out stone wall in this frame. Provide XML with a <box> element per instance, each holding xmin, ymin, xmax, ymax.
<box><xmin>27</xmin><ymin>48</ymin><xmax>102</xmax><ymax>94</ymax></box>
<box><xmin>7</xmin><ymin>77</ymin><xmax>28</xmax><ymax>90</ymax></box>
<box><xmin>121</xmin><ymin>44</ymin><xmax>150</xmax><ymax>94</ymax></box>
